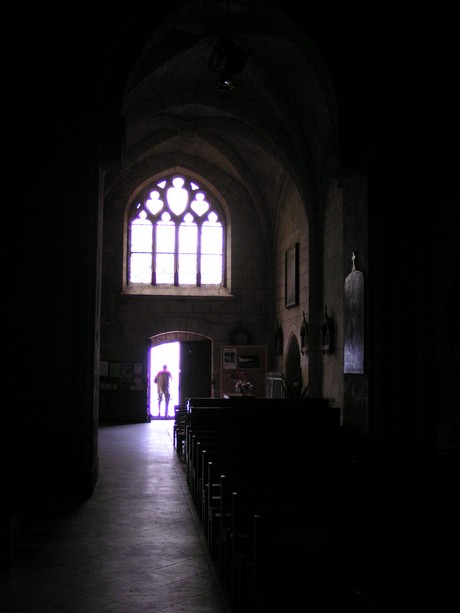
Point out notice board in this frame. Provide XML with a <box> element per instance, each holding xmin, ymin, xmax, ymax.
<box><xmin>221</xmin><ymin>345</ymin><xmax>267</xmax><ymax>397</ymax></box>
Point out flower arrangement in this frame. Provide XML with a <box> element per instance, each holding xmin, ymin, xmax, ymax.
<box><xmin>235</xmin><ymin>380</ymin><xmax>253</xmax><ymax>394</ymax></box>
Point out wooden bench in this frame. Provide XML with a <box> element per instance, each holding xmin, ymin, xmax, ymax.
<box><xmin>173</xmin><ymin>404</ymin><xmax>187</xmax><ymax>459</ymax></box>
<box><xmin>186</xmin><ymin>399</ymin><xmax>340</xmax><ymax>438</ymax></box>
<box><xmin>186</xmin><ymin>431</ymin><xmax>227</xmax><ymax>492</ymax></box>
<box><xmin>181</xmin><ymin>396</ymin><xmax>343</xmax><ymax>608</ymax></box>
<box><xmin>185</xmin><ymin>403</ymin><xmax>340</xmax><ymax>482</ymax></box>
<box><xmin>218</xmin><ymin>465</ymin><xmax>343</xmax><ymax>610</ymax></box>
<box><xmin>197</xmin><ymin>445</ymin><xmax>342</xmax><ymax>608</ymax></box>
<box><xmin>184</xmin><ymin>398</ymin><xmax>340</xmax><ymax>519</ymax></box>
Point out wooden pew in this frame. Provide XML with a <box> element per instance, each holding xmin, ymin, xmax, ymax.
<box><xmin>181</xmin><ymin>396</ymin><xmax>342</xmax><ymax>608</ymax></box>
<box><xmin>186</xmin><ymin>431</ymin><xmax>228</xmax><ymax>495</ymax></box>
<box><xmin>215</xmin><ymin>439</ymin><xmax>369</xmax><ymax>611</ymax></box>
<box><xmin>173</xmin><ymin>404</ymin><xmax>187</xmax><ymax>459</ymax></box>
<box><xmin>185</xmin><ymin>397</ymin><xmax>340</xmax><ymax>522</ymax></box>
<box><xmin>186</xmin><ymin>398</ymin><xmax>340</xmax><ymax>438</ymax></box>
<box><xmin>185</xmin><ymin>401</ymin><xmax>340</xmax><ymax>485</ymax></box>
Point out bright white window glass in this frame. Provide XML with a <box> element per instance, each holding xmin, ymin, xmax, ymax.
<box><xmin>191</xmin><ymin>193</ymin><xmax>209</xmax><ymax>216</ymax></box>
<box><xmin>130</xmin><ymin>214</ymin><xmax>152</xmax><ymax>282</ymax></box>
<box><xmin>156</xmin><ymin>254</ymin><xmax>174</xmax><ymax>283</ymax></box>
<box><xmin>178</xmin><ymin>216</ymin><xmax>197</xmax><ymax>284</ymax></box>
<box><xmin>130</xmin><ymin>254</ymin><xmax>152</xmax><ymax>283</ymax></box>
<box><xmin>202</xmin><ymin>215</ymin><xmax>222</xmax><ymax>254</ymax></box>
<box><xmin>156</xmin><ymin>214</ymin><xmax>175</xmax><ymax>283</ymax></box>
<box><xmin>167</xmin><ymin>177</ymin><xmax>188</xmax><ymax>216</ymax></box>
<box><xmin>145</xmin><ymin>190</ymin><xmax>163</xmax><ymax>215</ymax></box>
<box><xmin>156</xmin><ymin>214</ymin><xmax>175</xmax><ymax>251</ymax></box>
<box><xmin>201</xmin><ymin>217</ymin><xmax>222</xmax><ymax>284</ymax></box>
<box><xmin>128</xmin><ymin>176</ymin><xmax>224</xmax><ymax>287</ymax></box>
<box><xmin>201</xmin><ymin>254</ymin><xmax>222</xmax><ymax>283</ymax></box>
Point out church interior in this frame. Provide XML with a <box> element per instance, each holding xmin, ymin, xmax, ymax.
<box><xmin>8</xmin><ymin>1</ymin><xmax>459</xmax><ymax>610</ymax></box>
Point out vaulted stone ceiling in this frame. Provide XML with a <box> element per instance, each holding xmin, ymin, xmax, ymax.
<box><xmin>111</xmin><ymin>1</ymin><xmax>339</xmax><ymax>228</ymax></box>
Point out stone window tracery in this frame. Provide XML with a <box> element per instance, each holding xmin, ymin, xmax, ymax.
<box><xmin>128</xmin><ymin>175</ymin><xmax>224</xmax><ymax>287</ymax></box>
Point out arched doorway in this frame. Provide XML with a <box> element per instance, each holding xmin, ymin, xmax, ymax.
<box><xmin>284</xmin><ymin>334</ymin><xmax>304</xmax><ymax>398</ymax></box>
<box><xmin>149</xmin><ymin>333</ymin><xmax>212</xmax><ymax>416</ymax></box>
<box><xmin>150</xmin><ymin>342</ymin><xmax>180</xmax><ymax>418</ymax></box>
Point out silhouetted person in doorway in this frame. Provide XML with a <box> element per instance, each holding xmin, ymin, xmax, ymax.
<box><xmin>154</xmin><ymin>364</ymin><xmax>172</xmax><ymax>417</ymax></box>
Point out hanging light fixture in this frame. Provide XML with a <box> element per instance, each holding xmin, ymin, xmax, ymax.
<box><xmin>208</xmin><ymin>1</ymin><xmax>247</xmax><ymax>90</ymax></box>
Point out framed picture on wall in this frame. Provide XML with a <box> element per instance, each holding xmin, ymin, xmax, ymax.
<box><xmin>285</xmin><ymin>242</ymin><xmax>299</xmax><ymax>308</ymax></box>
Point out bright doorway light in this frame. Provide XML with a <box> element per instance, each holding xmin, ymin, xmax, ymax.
<box><xmin>150</xmin><ymin>342</ymin><xmax>180</xmax><ymax>417</ymax></box>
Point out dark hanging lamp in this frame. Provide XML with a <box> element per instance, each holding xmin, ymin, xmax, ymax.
<box><xmin>208</xmin><ymin>0</ymin><xmax>247</xmax><ymax>90</ymax></box>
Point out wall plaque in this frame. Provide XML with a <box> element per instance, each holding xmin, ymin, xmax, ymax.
<box><xmin>344</xmin><ymin>252</ymin><xmax>364</xmax><ymax>373</ymax></box>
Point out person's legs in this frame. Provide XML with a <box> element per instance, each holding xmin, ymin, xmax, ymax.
<box><xmin>158</xmin><ymin>391</ymin><xmax>163</xmax><ymax>416</ymax></box>
<box><xmin>164</xmin><ymin>393</ymin><xmax>171</xmax><ymax>418</ymax></box>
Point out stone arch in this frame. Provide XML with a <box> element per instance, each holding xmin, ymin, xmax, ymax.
<box><xmin>284</xmin><ymin>333</ymin><xmax>303</xmax><ymax>397</ymax></box>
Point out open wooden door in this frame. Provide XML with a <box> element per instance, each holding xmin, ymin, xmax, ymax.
<box><xmin>179</xmin><ymin>340</ymin><xmax>212</xmax><ymax>403</ymax></box>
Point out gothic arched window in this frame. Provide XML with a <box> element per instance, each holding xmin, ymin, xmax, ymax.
<box><xmin>128</xmin><ymin>175</ymin><xmax>224</xmax><ymax>287</ymax></box>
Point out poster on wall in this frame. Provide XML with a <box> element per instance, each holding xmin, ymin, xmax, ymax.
<box><xmin>100</xmin><ymin>361</ymin><xmax>144</xmax><ymax>391</ymax></box>
<box><xmin>109</xmin><ymin>362</ymin><xmax>120</xmax><ymax>378</ymax></box>
<box><xmin>238</xmin><ymin>354</ymin><xmax>260</xmax><ymax>369</ymax></box>
<box><xmin>223</xmin><ymin>348</ymin><xmax>237</xmax><ymax>369</ymax></box>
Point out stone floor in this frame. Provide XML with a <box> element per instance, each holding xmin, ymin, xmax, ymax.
<box><xmin>2</xmin><ymin>420</ymin><xmax>458</xmax><ymax>612</ymax></box>
<box><xmin>1</xmin><ymin>420</ymin><xmax>233</xmax><ymax>612</ymax></box>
